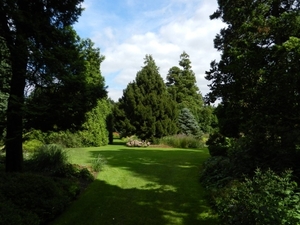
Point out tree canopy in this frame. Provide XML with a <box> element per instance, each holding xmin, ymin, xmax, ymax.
<box><xmin>24</xmin><ymin>36</ymin><xmax>107</xmax><ymax>132</ymax></box>
<box><xmin>166</xmin><ymin>52</ymin><xmax>204</xmax><ymax>111</ymax></box>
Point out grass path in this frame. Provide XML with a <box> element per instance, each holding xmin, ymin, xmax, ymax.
<box><xmin>50</xmin><ymin>143</ymin><xmax>218</xmax><ymax>225</ymax></box>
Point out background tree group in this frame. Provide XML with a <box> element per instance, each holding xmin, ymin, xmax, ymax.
<box><xmin>114</xmin><ymin>53</ymin><xmax>217</xmax><ymax>142</ymax></box>
<box><xmin>202</xmin><ymin>0</ymin><xmax>300</xmax><ymax>223</ymax></box>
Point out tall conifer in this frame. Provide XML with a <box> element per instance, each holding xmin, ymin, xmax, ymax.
<box><xmin>117</xmin><ymin>55</ymin><xmax>178</xmax><ymax>141</ymax></box>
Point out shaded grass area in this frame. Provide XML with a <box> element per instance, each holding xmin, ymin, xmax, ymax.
<box><xmin>51</xmin><ymin>144</ymin><xmax>218</xmax><ymax>225</ymax></box>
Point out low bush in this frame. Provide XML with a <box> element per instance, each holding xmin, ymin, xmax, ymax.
<box><xmin>0</xmin><ymin>172</ymin><xmax>80</xmax><ymax>225</ymax></box>
<box><xmin>160</xmin><ymin>134</ymin><xmax>204</xmax><ymax>149</ymax></box>
<box><xmin>121</xmin><ymin>135</ymin><xmax>139</xmax><ymax>143</ymax></box>
<box><xmin>24</xmin><ymin>129</ymin><xmax>83</xmax><ymax>148</ymax></box>
<box><xmin>213</xmin><ymin>168</ymin><xmax>300</xmax><ymax>225</ymax></box>
<box><xmin>46</xmin><ymin>131</ymin><xmax>83</xmax><ymax>148</ymax></box>
<box><xmin>200</xmin><ymin>156</ymin><xmax>233</xmax><ymax>189</ymax></box>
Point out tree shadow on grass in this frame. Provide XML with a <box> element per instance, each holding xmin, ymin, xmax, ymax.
<box><xmin>108</xmin><ymin>140</ymin><xmax>127</xmax><ymax>146</ymax></box>
<box><xmin>85</xmin><ymin>148</ymin><xmax>219</xmax><ymax>225</ymax></box>
<box><xmin>50</xmin><ymin>148</ymin><xmax>218</xmax><ymax>225</ymax></box>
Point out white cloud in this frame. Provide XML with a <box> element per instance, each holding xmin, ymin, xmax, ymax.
<box><xmin>75</xmin><ymin>0</ymin><xmax>225</xmax><ymax>102</ymax></box>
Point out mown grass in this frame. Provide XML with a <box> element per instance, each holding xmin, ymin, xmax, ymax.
<box><xmin>50</xmin><ymin>142</ymin><xmax>219</xmax><ymax>225</ymax></box>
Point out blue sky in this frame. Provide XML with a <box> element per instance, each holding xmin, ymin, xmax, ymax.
<box><xmin>74</xmin><ymin>0</ymin><xmax>224</xmax><ymax>101</ymax></box>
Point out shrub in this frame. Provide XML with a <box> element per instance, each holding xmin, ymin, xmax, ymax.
<box><xmin>23</xmin><ymin>139</ymin><xmax>43</xmax><ymax>153</ymax></box>
<box><xmin>200</xmin><ymin>156</ymin><xmax>233</xmax><ymax>189</ymax></box>
<box><xmin>206</xmin><ymin>132</ymin><xmax>232</xmax><ymax>156</ymax></box>
<box><xmin>214</xmin><ymin>168</ymin><xmax>300</xmax><ymax>225</ymax></box>
<box><xmin>160</xmin><ymin>134</ymin><xmax>204</xmax><ymax>149</ymax></box>
<box><xmin>46</xmin><ymin>131</ymin><xmax>83</xmax><ymax>148</ymax></box>
<box><xmin>78</xmin><ymin>167</ymin><xmax>95</xmax><ymax>181</ymax></box>
<box><xmin>0</xmin><ymin>172</ymin><xmax>80</xmax><ymax>225</ymax></box>
<box><xmin>122</xmin><ymin>135</ymin><xmax>139</xmax><ymax>143</ymax></box>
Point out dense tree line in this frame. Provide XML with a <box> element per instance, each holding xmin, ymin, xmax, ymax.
<box><xmin>202</xmin><ymin>0</ymin><xmax>300</xmax><ymax>223</ymax></box>
<box><xmin>205</xmin><ymin>0</ymin><xmax>300</xmax><ymax>171</ymax></box>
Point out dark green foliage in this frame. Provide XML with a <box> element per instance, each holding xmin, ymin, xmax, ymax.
<box><xmin>116</xmin><ymin>55</ymin><xmax>178</xmax><ymax>141</ymax></box>
<box><xmin>25</xmin><ymin>37</ymin><xmax>107</xmax><ymax>132</ymax></box>
<box><xmin>197</xmin><ymin>105</ymin><xmax>218</xmax><ymax>134</ymax></box>
<box><xmin>178</xmin><ymin>108</ymin><xmax>202</xmax><ymax>138</ymax></box>
<box><xmin>107</xmin><ymin>113</ymin><xmax>114</xmax><ymax>144</ymax></box>
<box><xmin>200</xmin><ymin>156</ymin><xmax>232</xmax><ymax>189</ymax></box>
<box><xmin>0</xmin><ymin>173</ymin><xmax>80</xmax><ymax>225</ymax></box>
<box><xmin>0</xmin><ymin>38</ymin><xmax>10</xmax><ymax>144</ymax></box>
<box><xmin>202</xmin><ymin>4</ymin><xmax>300</xmax><ymax>217</ymax></box>
<box><xmin>205</xmin><ymin>0</ymin><xmax>300</xmax><ymax>169</ymax></box>
<box><xmin>2</xmin><ymin>0</ymin><xmax>84</xmax><ymax>172</ymax></box>
<box><xmin>166</xmin><ymin>52</ymin><xmax>203</xmax><ymax>109</ymax></box>
<box><xmin>214</xmin><ymin>169</ymin><xmax>300</xmax><ymax>225</ymax></box>
<box><xmin>24</xmin><ymin>129</ymin><xmax>83</xmax><ymax>148</ymax></box>
<box><xmin>214</xmin><ymin>103</ymin><xmax>242</xmax><ymax>138</ymax></box>
<box><xmin>25</xmin><ymin>98</ymin><xmax>112</xmax><ymax>148</ymax></box>
<box><xmin>28</xmin><ymin>144</ymin><xmax>69</xmax><ymax>176</ymax></box>
<box><xmin>45</xmin><ymin>130</ymin><xmax>83</xmax><ymax>148</ymax></box>
<box><xmin>206</xmin><ymin>133</ymin><xmax>232</xmax><ymax>156</ymax></box>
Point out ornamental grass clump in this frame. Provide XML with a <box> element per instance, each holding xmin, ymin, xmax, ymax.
<box><xmin>160</xmin><ymin>134</ymin><xmax>204</xmax><ymax>149</ymax></box>
<box><xmin>91</xmin><ymin>154</ymin><xmax>107</xmax><ymax>172</ymax></box>
<box><xmin>28</xmin><ymin>144</ymin><xmax>69</xmax><ymax>175</ymax></box>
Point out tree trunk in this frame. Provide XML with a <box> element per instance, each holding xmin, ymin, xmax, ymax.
<box><xmin>5</xmin><ymin>30</ymin><xmax>27</xmax><ymax>172</ymax></box>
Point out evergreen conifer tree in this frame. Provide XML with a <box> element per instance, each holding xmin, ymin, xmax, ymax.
<box><xmin>178</xmin><ymin>108</ymin><xmax>202</xmax><ymax>137</ymax></box>
<box><xmin>166</xmin><ymin>52</ymin><xmax>216</xmax><ymax>133</ymax></box>
<box><xmin>205</xmin><ymin>0</ymin><xmax>300</xmax><ymax>171</ymax></box>
<box><xmin>117</xmin><ymin>55</ymin><xmax>178</xmax><ymax>141</ymax></box>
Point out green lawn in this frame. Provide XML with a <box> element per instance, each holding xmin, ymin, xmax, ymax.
<box><xmin>50</xmin><ymin>142</ymin><xmax>218</xmax><ymax>225</ymax></box>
